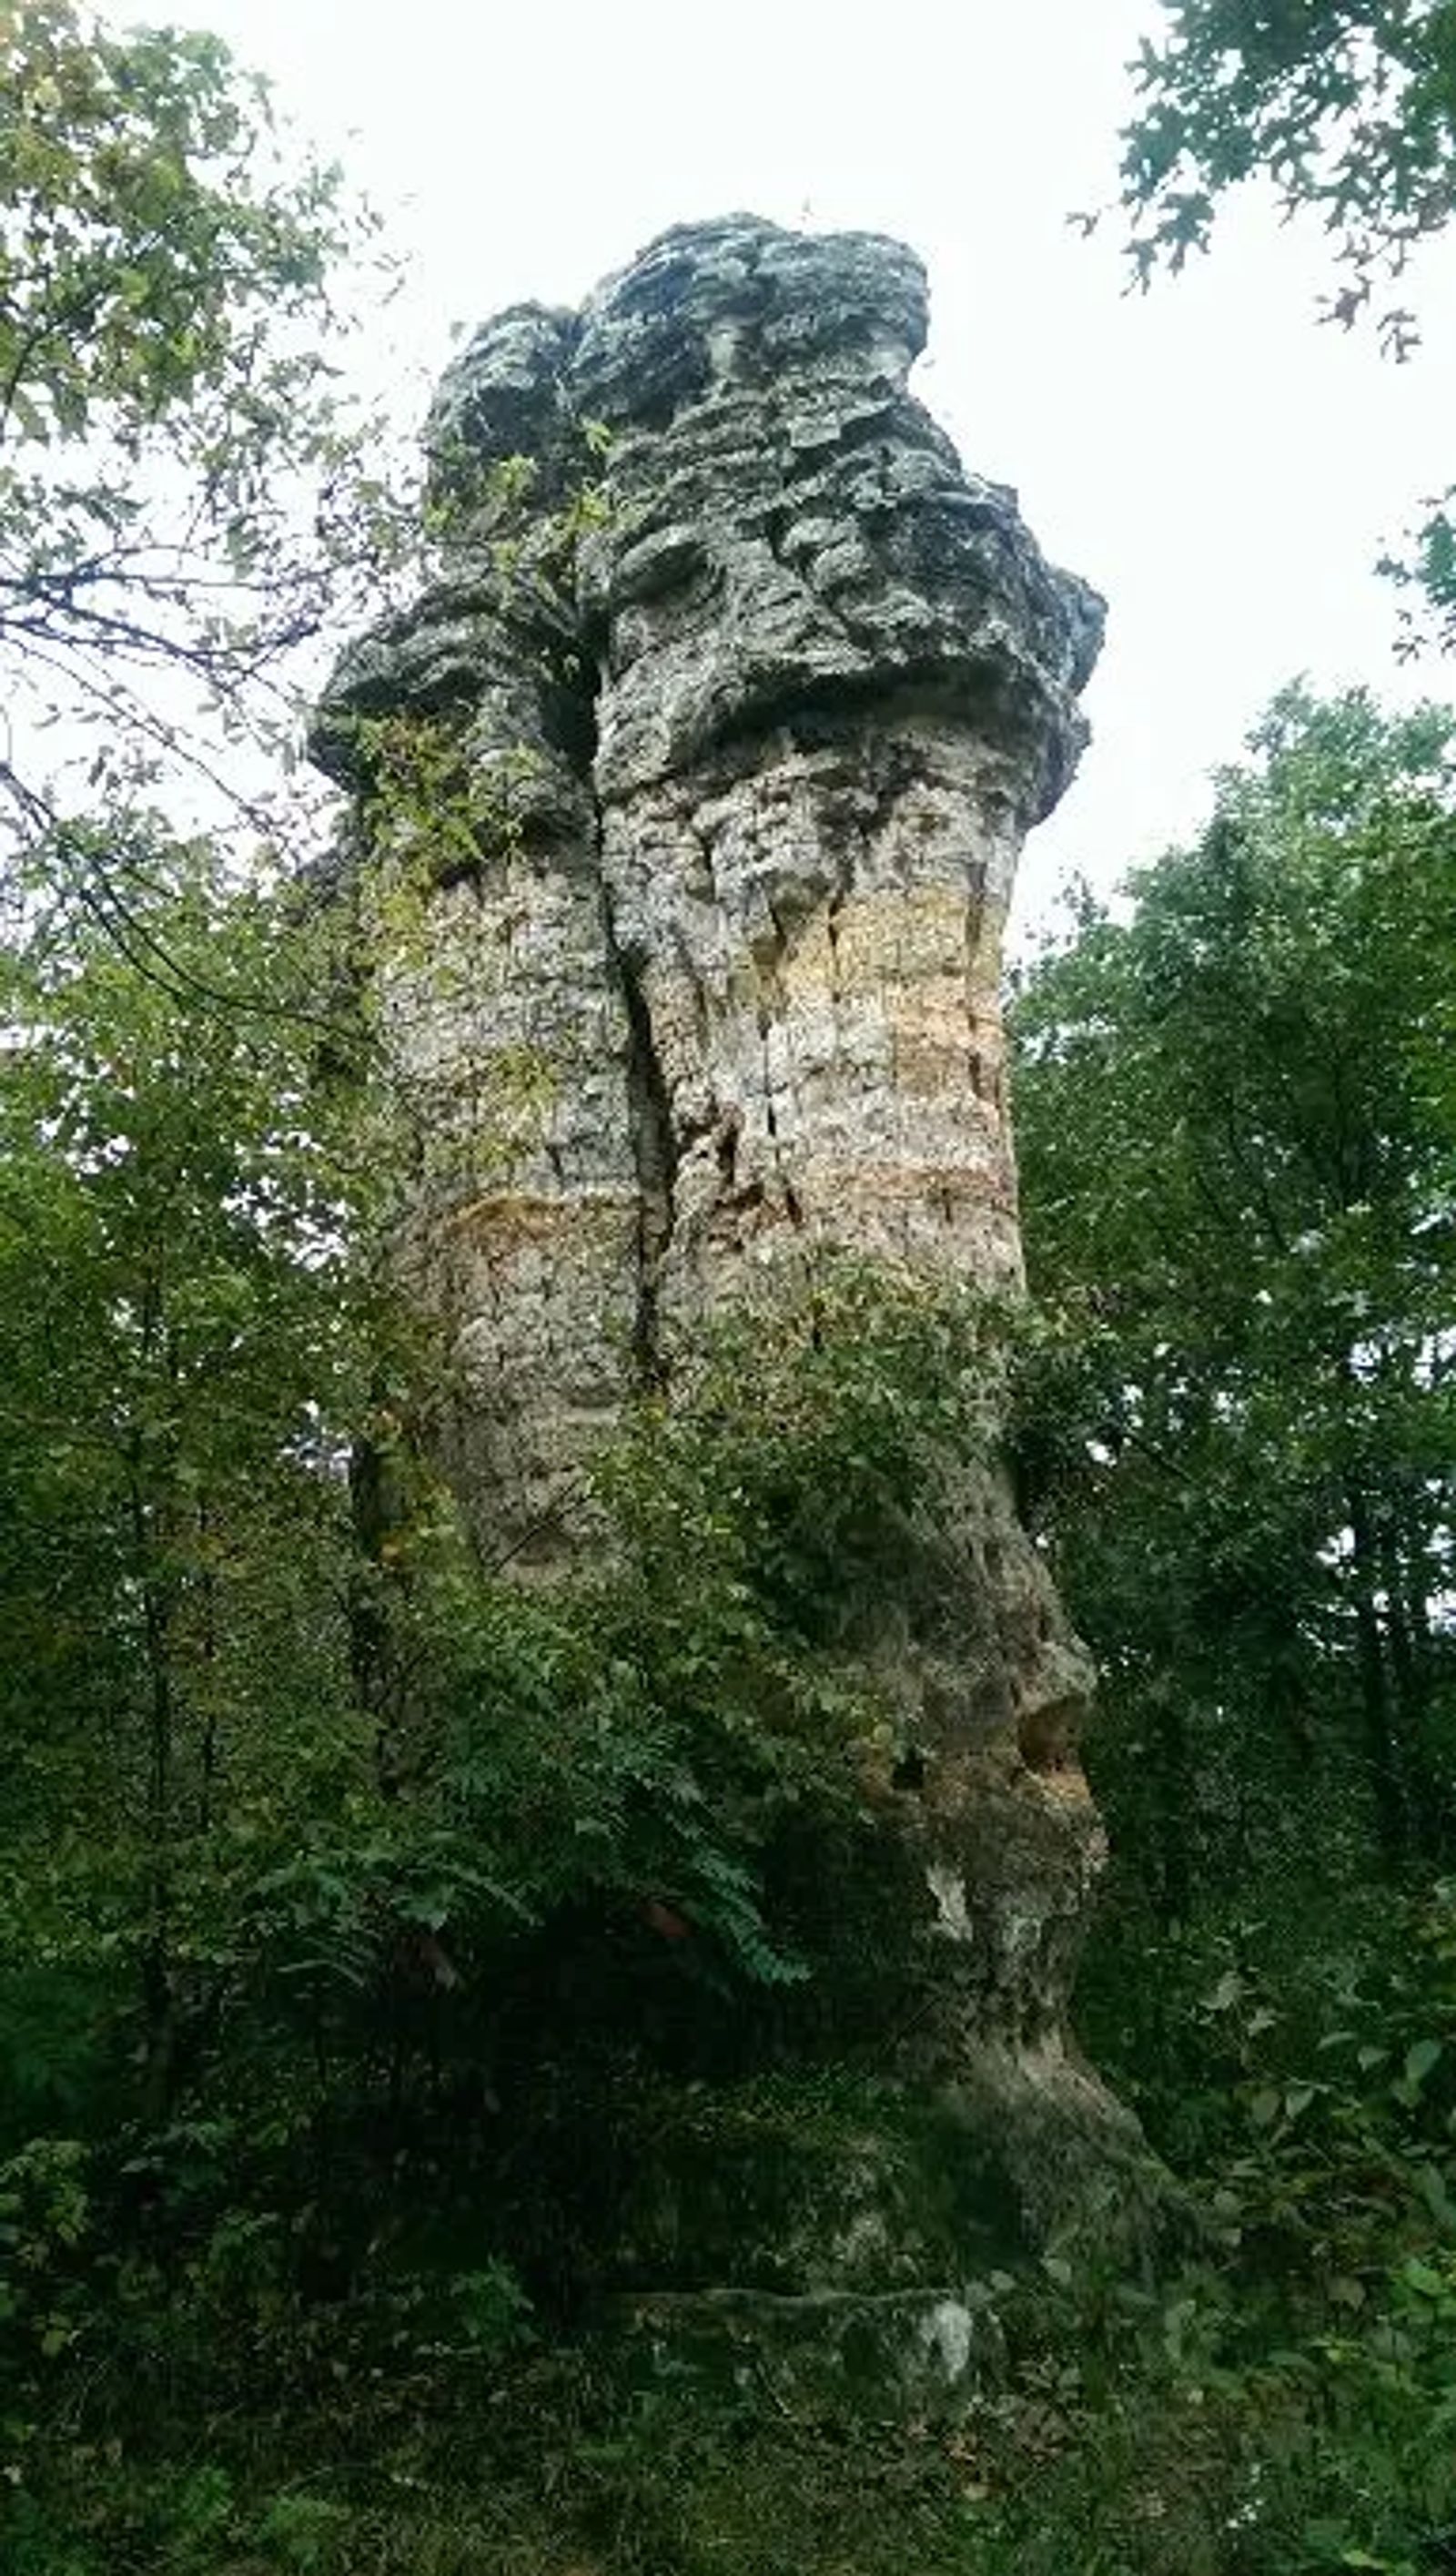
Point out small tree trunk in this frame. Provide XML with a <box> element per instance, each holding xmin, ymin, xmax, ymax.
<box><xmin>129</xmin><ymin>1439</ymin><xmax>178</xmax><ymax>2119</ymax></box>
<box><xmin>1347</xmin><ymin>1483</ymin><xmax>1406</xmax><ymax>1867</ymax></box>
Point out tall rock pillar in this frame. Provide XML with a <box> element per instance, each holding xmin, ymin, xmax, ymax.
<box><xmin>314</xmin><ymin>217</ymin><xmax>1160</xmax><ymax>2365</ymax></box>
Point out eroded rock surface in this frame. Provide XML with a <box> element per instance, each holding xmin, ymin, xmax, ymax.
<box><xmin>313</xmin><ymin>215</ymin><xmax>1158</xmax><ymax>2314</ymax></box>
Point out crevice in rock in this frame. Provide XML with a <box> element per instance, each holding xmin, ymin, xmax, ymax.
<box><xmin>757</xmin><ymin>1024</ymin><xmax>804</xmax><ymax>1231</ymax></box>
<box><xmin>562</xmin><ymin>604</ymin><xmax>680</xmax><ymax>1391</ymax></box>
<box><xmin>609</xmin><ymin>920</ymin><xmax>679</xmax><ymax>1388</ymax></box>
<box><xmin>825</xmin><ymin>884</ymin><xmax>845</xmax><ymax>1006</ymax></box>
<box><xmin>705</xmin><ymin>664</ymin><xmax>996</xmax><ymax>772</ymax></box>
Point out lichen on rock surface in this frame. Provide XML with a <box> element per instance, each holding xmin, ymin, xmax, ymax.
<box><xmin>313</xmin><ymin>213</ymin><xmax>1165</xmax><ymax>2365</ymax></box>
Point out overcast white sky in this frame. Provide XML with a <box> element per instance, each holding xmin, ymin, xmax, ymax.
<box><xmin>161</xmin><ymin>0</ymin><xmax>1456</xmax><ymax>936</ymax></box>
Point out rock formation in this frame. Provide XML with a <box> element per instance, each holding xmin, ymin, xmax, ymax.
<box><xmin>313</xmin><ymin>215</ymin><xmax>1160</xmax><ymax>2386</ymax></box>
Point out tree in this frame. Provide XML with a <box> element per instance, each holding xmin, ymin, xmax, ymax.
<box><xmin>1012</xmin><ymin>685</ymin><xmax>1456</xmax><ymax>1904</ymax></box>
<box><xmin>0</xmin><ymin>0</ymin><xmax>399</xmax><ymax>912</ymax></box>
<box><xmin>1114</xmin><ymin>1</ymin><xmax>1456</xmax><ymax>635</ymax></box>
<box><xmin>0</xmin><ymin>835</ymin><xmax>398</xmax><ymax>2112</ymax></box>
<box><xmin>0</xmin><ymin>842</ymin><xmax>925</xmax><ymax>2152</ymax></box>
<box><xmin>1118</xmin><ymin>2</ymin><xmax>1456</xmax><ymax>335</ymax></box>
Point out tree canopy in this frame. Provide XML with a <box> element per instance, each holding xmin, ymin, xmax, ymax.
<box><xmin>1013</xmin><ymin>683</ymin><xmax>1456</xmax><ymax>1894</ymax></box>
<box><xmin>1117</xmin><ymin>3</ymin><xmax>1456</xmax><ymax>637</ymax></box>
<box><xmin>0</xmin><ymin>0</ymin><xmax>396</xmax><ymax>908</ymax></box>
<box><xmin>1119</xmin><ymin>1</ymin><xmax>1456</xmax><ymax>340</ymax></box>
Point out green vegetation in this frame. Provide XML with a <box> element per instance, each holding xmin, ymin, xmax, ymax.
<box><xmin>1001</xmin><ymin>683</ymin><xmax>1456</xmax><ymax>2571</ymax></box>
<box><xmin>1114</xmin><ymin>0</ymin><xmax>1456</xmax><ymax>638</ymax></box>
<box><xmin>0</xmin><ymin>0</ymin><xmax>401</xmax><ymax>905</ymax></box>
<box><xmin>0</xmin><ymin>892</ymin><xmax>1006</xmax><ymax>2558</ymax></box>
<box><xmin>6</xmin><ymin>720</ymin><xmax>1456</xmax><ymax>2569</ymax></box>
<box><xmin>1118</xmin><ymin>0</ymin><xmax>1456</xmax><ymax>333</ymax></box>
<box><xmin>1014</xmin><ymin>684</ymin><xmax>1456</xmax><ymax>1906</ymax></box>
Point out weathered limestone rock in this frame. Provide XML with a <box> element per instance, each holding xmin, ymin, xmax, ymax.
<box><xmin>313</xmin><ymin>216</ymin><xmax>1161</xmax><ymax>2352</ymax></box>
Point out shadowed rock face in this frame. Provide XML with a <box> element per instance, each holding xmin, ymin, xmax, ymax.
<box><xmin>314</xmin><ymin>217</ymin><xmax>1158</xmax><ymax>2326</ymax></box>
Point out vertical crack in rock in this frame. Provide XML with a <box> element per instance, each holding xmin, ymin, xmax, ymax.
<box><xmin>310</xmin><ymin>214</ymin><xmax>1168</xmax><ymax>2304</ymax></box>
<box><xmin>608</xmin><ymin>908</ymin><xmax>680</xmax><ymax>1387</ymax></box>
<box><xmin>580</xmin><ymin>653</ymin><xmax>681</xmax><ymax>1394</ymax></box>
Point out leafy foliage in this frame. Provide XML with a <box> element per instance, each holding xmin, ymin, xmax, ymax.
<box><xmin>10</xmin><ymin>709</ymin><xmax>1456</xmax><ymax>2572</ymax></box>
<box><xmin>0</xmin><ymin>819</ymin><xmax>1009</xmax><ymax>2501</ymax></box>
<box><xmin>1117</xmin><ymin>0</ymin><xmax>1456</xmax><ymax>340</ymax></box>
<box><xmin>1112</xmin><ymin>2</ymin><xmax>1456</xmax><ymax>641</ymax></box>
<box><xmin>0</xmin><ymin>835</ymin><xmax>400</xmax><ymax>2119</ymax></box>
<box><xmin>1012</xmin><ymin>685</ymin><xmax>1456</xmax><ymax>1898</ymax></box>
<box><xmin>0</xmin><ymin>0</ymin><xmax>403</xmax><ymax>899</ymax></box>
<box><xmin>994</xmin><ymin>683</ymin><xmax>1456</xmax><ymax>2570</ymax></box>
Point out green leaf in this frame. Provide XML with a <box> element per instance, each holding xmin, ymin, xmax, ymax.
<box><xmin>1405</xmin><ymin>2037</ymin><xmax>1442</xmax><ymax>2089</ymax></box>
